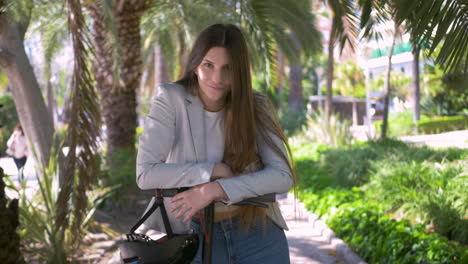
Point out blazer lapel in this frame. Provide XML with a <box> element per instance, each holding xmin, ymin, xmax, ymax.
<box><xmin>185</xmin><ymin>93</ymin><xmax>206</xmax><ymax>162</ymax></box>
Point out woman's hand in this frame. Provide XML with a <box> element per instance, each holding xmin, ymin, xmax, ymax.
<box><xmin>170</xmin><ymin>182</ymin><xmax>228</xmax><ymax>222</ymax></box>
<box><xmin>211</xmin><ymin>162</ymin><xmax>234</xmax><ymax>179</ymax></box>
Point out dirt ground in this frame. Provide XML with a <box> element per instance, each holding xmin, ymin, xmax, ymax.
<box><xmin>88</xmin><ymin>187</ymin><xmax>155</xmax><ymax>264</ymax></box>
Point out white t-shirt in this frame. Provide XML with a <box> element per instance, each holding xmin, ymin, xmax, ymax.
<box><xmin>6</xmin><ymin>130</ymin><xmax>29</xmax><ymax>159</ymax></box>
<box><xmin>204</xmin><ymin>109</ymin><xmax>224</xmax><ymax>163</ymax></box>
<box><xmin>204</xmin><ymin>109</ymin><xmax>240</xmax><ymax>212</ymax></box>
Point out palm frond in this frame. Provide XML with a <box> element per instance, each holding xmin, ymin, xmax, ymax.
<box><xmin>56</xmin><ymin>0</ymin><xmax>101</xmax><ymax>242</ymax></box>
<box><xmin>142</xmin><ymin>0</ymin><xmax>230</xmax><ymax>66</ymax></box>
<box><xmin>142</xmin><ymin>0</ymin><xmax>321</xmax><ymax>90</ymax></box>
<box><xmin>101</xmin><ymin>0</ymin><xmax>124</xmax><ymax>89</ymax></box>
<box><xmin>393</xmin><ymin>0</ymin><xmax>468</xmax><ymax>72</ymax></box>
<box><xmin>324</xmin><ymin>0</ymin><xmax>359</xmax><ymax>52</ymax></box>
<box><xmin>358</xmin><ymin>0</ymin><xmax>390</xmax><ymax>41</ymax></box>
<box><xmin>263</xmin><ymin>0</ymin><xmax>322</xmax><ymax>61</ymax></box>
<box><xmin>0</xmin><ymin>0</ymin><xmax>33</xmax><ymax>38</ymax></box>
<box><xmin>240</xmin><ymin>0</ymin><xmax>277</xmax><ymax>83</ymax></box>
<box><xmin>29</xmin><ymin>1</ymin><xmax>68</xmax><ymax>82</ymax></box>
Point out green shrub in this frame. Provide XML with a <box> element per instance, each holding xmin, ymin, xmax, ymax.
<box><xmin>278</xmin><ymin>108</ymin><xmax>307</xmax><ymax>137</ymax></box>
<box><xmin>421</xmin><ymin>76</ymin><xmax>468</xmax><ymax>116</ymax></box>
<box><xmin>298</xmin><ymin>186</ymin><xmax>467</xmax><ymax>263</ymax></box>
<box><xmin>421</xmin><ymin>96</ymin><xmax>453</xmax><ymax>116</ymax></box>
<box><xmin>302</xmin><ymin>110</ymin><xmax>353</xmax><ymax>147</ymax></box>
<box><xmin>299</xmin><ymin>187</ymin><xmax>365</xmax><ymax>218</ymax></box>
<box><xmin>363</xmin><ymin>160</ymin><xmax>468</xmax><ymax>243</ymax></box>
<box><xmin>293</xmin><ymin>139</ymin><xmax>468</xmax><ymax>261</ymax></box>
<box><xmin>374</xmin><ymin>118</ymin><xmax>415</xmax><ymax>137</ymax></box>
<box><xmin>327</xmin><ymin>205</ymin><xmax>467</xmax><ymax>264</ymax></box>
<box><xmin>418</xmin><ymin>115</ymin><xmax>468</xmax><ymax>134</ymax></box>
<box><xmin>320</xmin><ymin>147</ymin><xmax>377</xmax><ymax>187</ymax></box>
<box><xmin>293</xmin><ymin>139</ymin><xmax>466</xmax><ymax>190</ymax></box>
<box><xmin>5</xmin><ymin>140</ymin><xmax>114</xmax><ymax>262</ymax></box>
<box><xmin>361</xmin><ymin>139</ymin><xmax>465</xmax><ymax>164</ymax></box>
<box><xmin>292</xmin><ymin>143</ymin><xmax>336</xmax><ymax>192</ymax></box>
<box><xmin>374</xmin><ymin>114</ymin><xmax>468</xmax><ymax>137</ymax></box>
<box><xmin>295</xmin><ymin>159</ymin><xmax>333</xmax><ymax>190</ymax></box>
<box><xmin>99</xmin><ymin>147</ymin><xmax>136</xmax><ymax>205</ymax></box>
<box><xmin>290</xmin><ymin>141</ymin><xmax>330</xmax><ymax>160</ymax></box>
<box><xmin>0</xmin><ymin>95</ymin><xmax>18</xmax><ymax>154</ymax></box>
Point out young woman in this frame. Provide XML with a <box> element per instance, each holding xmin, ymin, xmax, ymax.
<box><xmin>6</xmin><ymin>124</ymin><xmax>29</xmax><ymax>182</ymax></box>
<box><xmin>137</xmin><ymin>23</ymin><xmax>295</xmax><ymax>263</ymax></box>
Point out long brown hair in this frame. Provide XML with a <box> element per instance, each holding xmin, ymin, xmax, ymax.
<box><xmin>177</xmin><ymin>24</ymin><xmax>296</xmax><ymax>228</ymax></box>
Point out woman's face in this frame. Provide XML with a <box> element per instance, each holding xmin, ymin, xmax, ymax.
<box><xmin>195</xmin><ymin>47</ymin><xmax>232</xmax><ymax>112</ymax></box>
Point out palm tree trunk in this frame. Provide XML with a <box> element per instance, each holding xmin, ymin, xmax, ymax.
<box><xmin>46</xmin><ymin>79</ymin><xmax>56</xmax><ymax>125</ymax></box>
<box><xmin>288</xmin><ymin>32</ymin><xmax>304</xmax><ymax>112</ymax></box>
<box><xmin>381</xmin><ymin>23</ymin><xmax>398</xmax><ymax>139</ymax></box>
<box><xmin>326</xmin><ymin>19</ymin><xmax>336</xmax><ymax>118</ymax></box>
<box><xmin>288</xmin><ymin>63</ymin><xmax>304</xmax><ymax>111</ymax></box>
<box><xmin>89</xmin><ymin>1</ymin><xmax>145</xmax><ymax>166</ymax></box>
<box><xmin>412</xmin><ymin>43</ymin><xmax>420</xmax><ymax>126</ymax></box>
<box><xmin>0</xmin><ymin>14</ymin><xmax>54</xmax><ymax>167</ymax></box>
<box><xmin>277</xmin><ymin>51</ymin><xmax>284</xmax><ymax>110</ymax></box>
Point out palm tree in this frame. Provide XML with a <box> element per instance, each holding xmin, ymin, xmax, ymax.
<box><xmin>320</xmin><ymin>0</ymin><xmax>359</xmax><ymax>118</ymax></box>
<box><xmin>360</xmin><ymin>0</ymin><xmax>402</xmax><ymax>139</ymax></box>
<box><xmin>285</xmin><ymin>7</ymin><xmax>321</xmax><ymax>111</ymax></box>
<box><xmin>359</xmin><ymin>0</ymin><xmax>467</xmax><ymax>136</ymax></box>
<box><xmin>411</xmin><ymin>37</ymin><xmax>421</xmax><ymax>125</ymax></box>
<box><xmin>86</xmin><ymin>0</ymin><xmax>146</xmax><ymax>172</ymax></box>
<box><xmin>391</xmin><ymin>0</ymin><xmax>467</xmax><ymax>73</ymax></box>
<box><xmin>288</xmin><ymin>59</ymin><xmax>304</xmax><ymax>111</ymax></box>
<box><xmin>359</xmin><ymin>0</ymin><xmax>396</xmax><ymax>138</ymax></box>
<box><xmin>139</xmin><ymin>0</ymin><xmax>321</xmax><ymax>110</ymax></box>
<box><xmin>55</xmin><ymin>0</ymin><xmax>102</xmax><ymax>243</ymax></box>
<box><xmin>404</xmin><ymin>10</ymin><xmax>424</xmax><ymax>126</ymax></box>
<box><xmin>2</xmin><ymin>0</ymin><xmax>102</xmax><ymax>256</ymax></box>
<box><xmin>275</xmin><ymin>51</ymin><xmax>286</xmax><ymax>109</ymax></box>
<box><xmin>0</xmin><ymin>1</ymin><xmax>55</xmax><ymax>167</ymax></box>
<box><xmin>359</xmin><ymin>0</ymin><xmax>467</xmax><ymax>74</ymax></box>
<box><xmin>362</xmin><ymin>0</ymin><xmax>467</xmax><ymax>73</ymax></box>
<box><xmin>381</xmin><ymin>19</ymin><xmax>401</xmax><ymax>139</ymax></box>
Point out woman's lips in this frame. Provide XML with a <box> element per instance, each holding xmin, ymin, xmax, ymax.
<box><xmin>209</xmin><ymin>85</ymin><xmax>223</xmax><ymax>91</ymax></box>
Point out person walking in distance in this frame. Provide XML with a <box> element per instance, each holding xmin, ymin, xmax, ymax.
<box><xmin>6</xmin><ymin>124</ymin><xmax>29</xmax><ymax>183</ymax></box>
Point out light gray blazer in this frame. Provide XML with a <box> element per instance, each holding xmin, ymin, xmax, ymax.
<box><xmin>136</xmin><ymin>83</ymin><xmax>293</xmax><ymax>233</ymax></box>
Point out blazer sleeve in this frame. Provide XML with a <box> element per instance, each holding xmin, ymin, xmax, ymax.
<box><xmin>136</xmin><ymin>85</ymin><xmax>213</xmax><ymax>190</ymax></box>
<box><xmin>215</xmin><ymin>131</ymin><xmax>293</xmax><ymax>204</ymax></box>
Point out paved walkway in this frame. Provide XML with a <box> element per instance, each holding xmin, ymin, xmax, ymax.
<box><xmin>0</xmin><ymin>156</ymin><xmax>38</xmax><ymax>200</ymax></box>
<box><xmin>399</xmin><ymin>130</ymin><xmax>468</xmax><ymax>149</ymax></box>
<box><xmin>278</xmin><ymin>193</ymin><xmax>364</xmax><ymax>264</ymax></box>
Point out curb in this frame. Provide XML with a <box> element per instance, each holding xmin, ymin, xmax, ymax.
<box><xmin>288</xmin><ymin>193</ymin><xmax>367</xmax><ymax>264</ymax></box>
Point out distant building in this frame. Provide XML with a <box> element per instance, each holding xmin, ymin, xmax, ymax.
<box><xmin>364</xmin><ymin>44</ymin><xmax>425</xmax><ymax>80</ymax></box>
<box><xmin>357</xmin><ymin>21</ymin><xmax>426</xmax><ymax>81</ymax></box>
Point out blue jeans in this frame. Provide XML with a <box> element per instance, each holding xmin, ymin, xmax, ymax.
<box><xmin>190</xmin><ymin>216</ymin><xmax>290</xmax><ymax>264</ymax></box>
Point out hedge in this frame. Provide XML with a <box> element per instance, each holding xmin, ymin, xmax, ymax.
<box><xmin>374</xmin><ymin>115</ymin><xmax>468</xmax><ymax>137</ymax></box>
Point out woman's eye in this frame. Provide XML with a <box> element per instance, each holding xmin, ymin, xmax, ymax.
<box><xmin>204</xmin><ymin>63</ymin><xmax>213</xmax><ymax>68</ymax></box>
